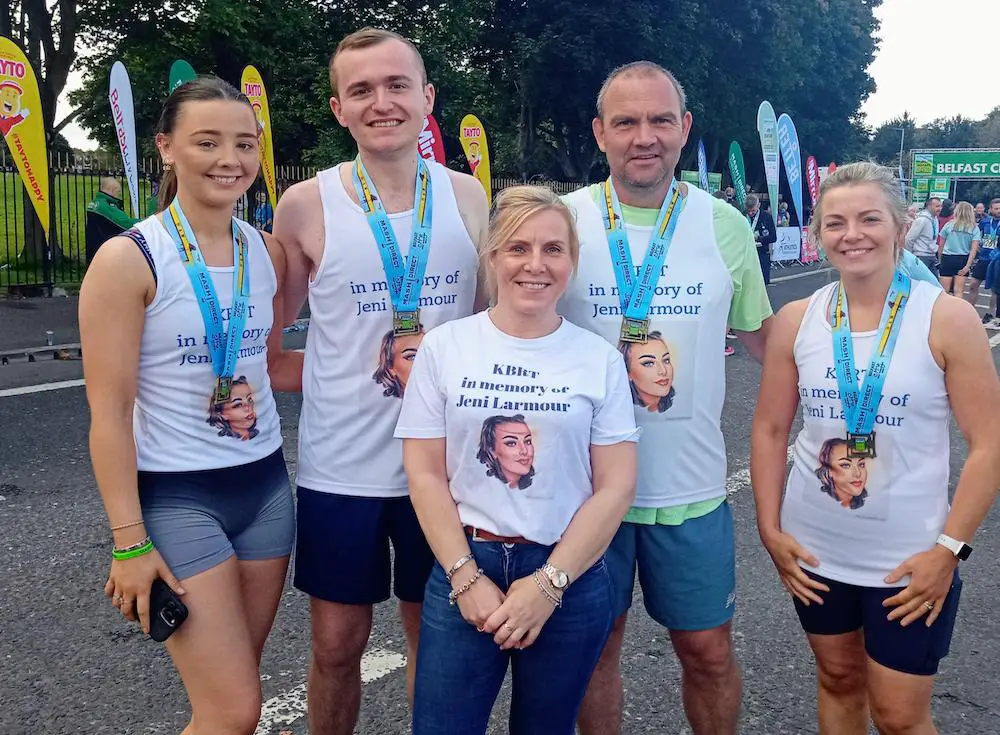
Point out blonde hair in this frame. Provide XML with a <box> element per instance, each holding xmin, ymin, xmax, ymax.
<box><xmin>328</xmin><ymin>28</ymin><xmax>427</xmax><ymax>98</ymax></box>
<box><xmin>952</xmin><ymin>201</ymin><xmax>976</xmax><ymax>233</ymax></box>
<box><xmin>810</xmin><ymin>161</ymin><xmax>909</xmax><ymax>254</ymax></box>
<box><xmin>482</xmin><ymin>186</ymin><xmax>580</xmax><ymax>304</ymax></box>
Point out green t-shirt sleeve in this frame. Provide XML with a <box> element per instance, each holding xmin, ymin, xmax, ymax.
<box><xmin>712</xmin><ymin>198</ymin><xmax>773</xmax><ymax>331</ymax></box>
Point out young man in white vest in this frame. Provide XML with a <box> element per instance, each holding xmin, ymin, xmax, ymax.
<box><xmin>272</xmin><ymin>28</ymin><xmax>488</xmax><ymax>735</ymax></box>
<box><xmin>559</xmin><ymin>61</ymin><xmax>773</xmax><ymax>735</ymax></box>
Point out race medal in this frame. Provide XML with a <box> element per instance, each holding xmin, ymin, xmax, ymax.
<box><xmin>393</xmin><ymin>309</ymin><xmax>421</xmax><ymax>336</ymax></box>
<box><xmin>213</xmin><ymin>376</ymin><xmax>233</xmax><ymax>405</ymax></box>
<box><xmin>620</xmin><ymin>317</ymin><xmax>649</xmax><ymax>343</ymax></box>
<box><xmin>847</xmin><ymin>432</ymin><xmax>876</xmax><ymax>459</ymax></box>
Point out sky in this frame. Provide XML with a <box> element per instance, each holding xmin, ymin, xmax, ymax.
<box><xmin>57</xmin><ymin>0</ymin><xmax>994</xmax><ymax>149</ymax></box>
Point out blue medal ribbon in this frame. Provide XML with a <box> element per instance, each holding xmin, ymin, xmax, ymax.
<box><xmin>601</xmin><ymin>177</ymin><xmax>685</xmax><ymax>334</ymax></box>
<box><xmin>831</xmin><ymin>269</ymin><xmax>911</xmax><ymax>456</ymax></box>
<box><xmin>163</xmin><ymin>198</ymin><xmax>250</xmax><ymax>400</ymax></box>
<box><xmin>352</xmin><ymin>157</ymin><xmax>433</xmax><ymax>333</ymax></box>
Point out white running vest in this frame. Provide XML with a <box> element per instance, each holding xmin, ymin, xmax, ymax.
<box><xmin>131</xmin><ymin>215</ymin><xmax>282</xmax><ymax>472</ymax></box>
<box><xmin>781</xmin><ymin>280</ymin><xmax>949</xmax><ymax>587</ymax></box>
<box><xmin>297</xmin><ymin>161</ymin><xmax>478</xmax><ymax>497</ymax></box>
<box><xmin>559</xmin><ymin>184</ymin><xmax>734</xmax><ymax>507</ymax></box>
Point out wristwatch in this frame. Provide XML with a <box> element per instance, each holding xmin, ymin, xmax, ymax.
<box><xmin>541</xmin><ymin>563</ymin><xmax>571</xmax><ymax>591</ymax></box>
<box><xmin>936</xmin><ymin>533</ymin><xmax>973</xmax><ymax>561</ymax></box>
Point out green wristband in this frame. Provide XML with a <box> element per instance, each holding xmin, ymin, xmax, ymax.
<box><xmin>112</xmin><ymin>538</ymin><xmax>154</xmax><ymax>560</ymax></box>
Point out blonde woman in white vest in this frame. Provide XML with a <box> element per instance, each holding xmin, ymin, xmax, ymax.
<box><xmin>752</xmin><ymin>161</ymin><xmax>1000</xmax><ymax>734</ymax></box>
<box><xmin>80</xmin><ymin>76</ymin><xmax>301</xmax><ymax>734</ymax></box>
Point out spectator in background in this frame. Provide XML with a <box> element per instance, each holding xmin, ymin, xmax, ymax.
<box><xmin>747</xmin><ymin>194</ymin><xmax>777</xmax><ymax>285</ymax></box>
<box><xmin>974</xmin><ymin>202</ymin><xmax>985</xmax><ymax>224</ymax></box>
<box><xmin>252</xmin><ymin>189</ymin><xmax>274</xmax><ymax>233</ymax></box>
<box><xmin>937</xmin><ymin>198</ymin><xmax>955</xmax><ymax>232</ymax></box>
<box><xmin>904</xmin><ymin>196</ymin><xmax>941</xmax><ymax>275</ymax></box>
<box><xmin>776</xmin><ymin>201</ymin><xmax>791</xmax><ymax>227</ymax></box>
<box><xmin>85</xmin><ymin>177</ymin><xmax>137</xmax><ymax>266</ymax></box>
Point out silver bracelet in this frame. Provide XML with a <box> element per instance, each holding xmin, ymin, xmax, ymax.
<box><xmin>445</xmin><ymin>553</ymin><xmax>475</xmax><ymax>581</ymax></box>
<box><xmin>532</xmin><ymin>570</ymin><xmax>562</xmax><ymax>608</ymax></box>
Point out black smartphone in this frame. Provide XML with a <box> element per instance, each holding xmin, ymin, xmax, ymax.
<box><xmin>148</xmin><ymin>578</ymin><xmax>188</xmax><ymax>642</ymax></box>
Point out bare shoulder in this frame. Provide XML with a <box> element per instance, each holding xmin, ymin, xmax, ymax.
<box><xmin>929</xmin><ymin>292</ymin><xmax>989</xmax><ymax>363</ymax></box>
<box><xmin>775</xmin><ymin>297</ymin><xmax>812</xmax><ymax>331</ymax></box>
<box><xmin>276</xmin><ymin>177</ymin><xmax>322</xmax><ymax>217</ymax></box>
<box><xmin>446</xmin><ymin>169</ymin><xmax>489</xmax><ymax>244</ymax></box>
<box><xmin>81</xmin><ymin>235</ymin><xmax>156</xmax><ymax>306</ymax></box>
<box><xmin>273</xmin><ymin>176</ymin><xmax>325</xmax><ymax>264</ymax></box>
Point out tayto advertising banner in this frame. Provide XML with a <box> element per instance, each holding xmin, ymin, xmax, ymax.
<box><xmin>806</xmin><ymin>155</ymin><xmax>820</xmax><ymax>207</ymax></box>
<box><xmin>756</xmin><ymin>101</ymin><xmax>780</xmax><ymax>222</ymax></box>
<box><xmin>459</xmin><ymin>114</ymin><xmax>492</xmax><ymax>204</ymax></box>
<box><xmin>776</xmin><ymin>113</ymin><xmax>804</xmax><ymax>230</ymax></box>
<box><xmin>773</xmin><ymin>226</ymin><xmax>802</xmax><ymax>262</ymax></box>
<box><xmin>168</xmin><ymin>60</ymin><xmax>196</xmax><ymax>93</ymax></box>
<box><xmin>728</xmin><ymin>141</ymin><xmax>747</xmax><ymax>209</ymax></box>
<box><xmin>913</xmin><ymin>150</ymin><xmax>1000</xmax><ymax>179</ymax></box>
<box><xmin>418</xmin><ymin>114</ymin><xmax>446</xmax><ymax>163</ymax></box>
<box><xmin>0</xmin><ymin>37</ymin><xmax>49</xmax><ymax>243</ymax></box>
<box><xmin>697</xmin><ymin>139</ymin><xmax>710</xmax><ymax>192</ymax></box>
<box><xmin>241</xmin><ymin>65</ymin><xmax>276</xmax><ymax>209</ymax></box>
<box><xmin>109</xmin><ymin>61</ymin><xmax>140</xmax><ymax>217</ymax></box>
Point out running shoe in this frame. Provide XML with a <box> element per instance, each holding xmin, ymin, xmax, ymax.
<box><xmin>982</xmin><ymin>312</ymin><xmax>994</xmax><ymax>325</ymax></box>
<box><xmin>726</xmin><ymin>329</ymin><xmax>738</xmax><ymax>340</ymax></box>
<box><xmin>724</xmin><ymin>345</ymin><xmax>736</xmax><ymax>356</ymax></box>
<box><xmin>987</xmin><ymin>318</ymin><xmax>1000</xmax><ymax>331</ymax></box>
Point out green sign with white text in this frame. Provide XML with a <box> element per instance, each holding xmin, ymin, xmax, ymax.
<box><xmin>911</xmin><ymin>150</ymin><xmax>1000</xmax><ymax>179</ymax></box>
<box><xmin>681</xmin><ymin>169</ymin><xmax>722</xmax><ymax>193</ymax></box>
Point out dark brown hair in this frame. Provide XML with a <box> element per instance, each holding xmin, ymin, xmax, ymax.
<box><xmin>156</xmin><ymin>76</ymin><xmax>254</xmax><ymax>212</ymax></box>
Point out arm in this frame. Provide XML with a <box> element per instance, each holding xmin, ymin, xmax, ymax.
<box><xmin>546</xmin><ymin>441</ymin><xmax>636</xmax><ymax>580</ymax></box>
<box><xmin>80</xmin><ymin>238</ymin><xmax>184</xmax><ymax>633</ymax></box>
<box><xmin>750</xmin><ymin>300</ymin><xmax>829</xmax><ymax>604</ymax></box>
<box><xmin>448</xmin><ymin>170</ymin><xmax>491</xmax><ymax>312</ymax></box>
<box><xmin>262</xmin><ymin>231</ymin><xmax>304</xmax><ymax>392</ymax></box>
<box><xmin>884</xmin><ymin>296</ymin><xmax>1000</xmax><ymax>625</ymax></box>
<box><xmin>964</xmin><ymin>238</ymin><xmax>980</xmax><ymax>274</ymax></box>
<box><xmin>905</xmin><ymin>215</ymin><xmax>927</xmax><ymax>251</ymax></box>
<box><xmin>735</xmin><ymin>315</ymin><xmax>773</xmax><ymax>364</ymax></box>
<box><xmin>272</xmin><ymin>179</ymin><xmax>320</xmax><ymax>326</ymax></box>
<box><xmin>760</xmin><ymin>212</ymin><xmax>778</xmax><ymax>246</ymax></box>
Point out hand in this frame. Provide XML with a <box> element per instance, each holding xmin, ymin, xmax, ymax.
<box><xmin>761</xmin><ymin>529</ymin><xmax>829</xmax><ymax>606</ymax></box>
<box><xmin>104</xmin><ymin>549</ymin><xmax>185</xmax><ymax>635</ymax></box>
<box><xmin>883</xmin><ymin>545</ymin><xmax>958</xmax><ymax>627</ymax></box>
<box><xmin>959</xmin><ymin>266</ymin><xmax>970</xmax><ymax>276</ymax></box>
<box><xmin>482</xmin><ymin>575</ymin><xmax>558</xmax><ymax>650</ymax></box>
<box><xmin>454</xmin><ymin>572</ymin><xmax>506</xmax><ymax>630</ymax></box>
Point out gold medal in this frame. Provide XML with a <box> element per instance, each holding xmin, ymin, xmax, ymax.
<box><xmin>846</xmin><ymin>432</ymin><xmax>876</xmax><ymax>459</ymax></box>
<box><xmin>212</xmin><ymin>377</ymin><xmax>232</xmax><ymax>405</ymax></box>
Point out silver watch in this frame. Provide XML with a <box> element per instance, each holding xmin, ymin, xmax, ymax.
<box><xmin>541</xmin><ymin>563</ymin><xmax>570</xmax><ymax>590</ymax></box>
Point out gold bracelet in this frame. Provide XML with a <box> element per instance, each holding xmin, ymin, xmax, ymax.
<box><xmin>448</xmin><ymin>568</ymin><xmax>484</xmax><ymax>605</ymax></box>
<box><xmin>110</xmin><ymin>519</ymin><xmax>145</xmax><ymax>532</ymax></box>
<box><xmin>532</xmin><ymin>570</ymin><xmax>562</xmax><ymax>608</ymax></box>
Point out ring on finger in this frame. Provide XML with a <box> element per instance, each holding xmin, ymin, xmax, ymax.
<box><xmin>112</xmin><ymin>594</ymin><xmax>123</xmax><ymax>603</ymax></box>
<box><xmin>924</xmin><ymin>601</ymin><xmax>935</xmax><ymax>611</ymax></box>
<box><xmin>503</xmin><ymin>622</ymin><xmax>514</xmax><ymax>632</ymax></box>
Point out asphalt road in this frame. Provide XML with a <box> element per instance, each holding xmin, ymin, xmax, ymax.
<box><xmin>2</xmin><ymin>267</ymin><xmax>999</xmax><ymax>735</ymax></box>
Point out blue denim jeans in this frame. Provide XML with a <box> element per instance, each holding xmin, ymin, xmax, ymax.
<box><xmin>412</xmin><ymin>538</ymin><xmax>614</xmax><ymax>735</ymax></box>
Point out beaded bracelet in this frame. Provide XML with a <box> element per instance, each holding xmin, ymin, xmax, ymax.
<box><xmin>445</xmin><ymin>553</ymin><xmax>475</xmax><ymax>581</ymax></box>
<box><xmin>532</xmin><ymin>570</ymin><xmax>562</xmax><ymax>608</ymax></box>
<box><xmin>112</xmin><ymin>537</ymin><xmax>154</xmax><ymax>561</ymax></box>
<box><xmin>448</xmin><ymin>568</ymin><xmax>484</xmax><ymax>605</ymax></box>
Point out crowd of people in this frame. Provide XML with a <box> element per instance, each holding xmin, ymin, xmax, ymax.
<box><xmin>77</xmin><ymin>26</ymin><xmax>1000</xmax><ymax>735</ymax></box>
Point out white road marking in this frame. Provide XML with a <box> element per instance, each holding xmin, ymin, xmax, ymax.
<box><xmin>770</xmin><ymin>268</ymin><xmax>830</xmax><ymax>283</ymax></box>
<box><xmin>726</xmin><ymin>445</ymin><xmax>793</xmax><ymax>497</ymax></box>
<box><xmin>0</xmin><ymin>378</ymin><xmax>85</xmax><ymax>398</ymax></box>
<box><xmin>254</xmin><ymin>648</ymin><xmax>406</xmax><ymax>735</ymax></box>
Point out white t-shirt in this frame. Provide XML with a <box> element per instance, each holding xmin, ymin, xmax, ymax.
<box><xmin>394</xmin><ymin>311</ymin><xmax>640</xmax><ymax>545</ymax></box>
<box><xmin>781</xmin><ymin>280</ymin><xmax>950</xmax><ymax>587</ymax></box>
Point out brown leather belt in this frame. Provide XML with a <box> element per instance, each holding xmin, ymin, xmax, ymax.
<box><xmin>464</xmin><ymin>525</ymin><xmax>532</xmax><ymax>544</ymax></box>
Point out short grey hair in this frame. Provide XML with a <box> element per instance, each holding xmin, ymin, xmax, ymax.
<box><xmin>596</xmin><ymin>61</ymin><xmax>687</xmax><ymax>119</ymax></box>
<box><xmin>745</xmin><ymin>194</ymin><xmax>759</xmax><ymax>209</ymax></box>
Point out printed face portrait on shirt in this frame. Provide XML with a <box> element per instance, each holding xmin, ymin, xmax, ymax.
<box><xmin>815</xmin><ymin>437</ymin><xmax>869</xmax><ymax>510</ymax></box>
<box><xmin>477</xmin><ymin>414</ymin><xmax>536</xmax><ymax>490</ymax></box>
<box><xmin>373</xmin><ymin>325</ymin><xmax>425</xmax><ymax>398</ymax></box>
<box><xmin>206</xmin><ymin>376</ymin><xmax>259</xmax><ymax>441</ymax></box>
<box><xmin>618</xmin><ymin>330</ymin><xmax>675</xmax><ymax>413</ymax></box>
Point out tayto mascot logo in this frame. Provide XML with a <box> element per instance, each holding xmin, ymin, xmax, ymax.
<box><xmin>251</xmin><ymin>101</ymin><xmax>266</xmax><ymax>133</ymax></box>
<box><xmin>0</xmin><ymin>80</ymin><xmax>29</xmax><ymax>137</ymax></box>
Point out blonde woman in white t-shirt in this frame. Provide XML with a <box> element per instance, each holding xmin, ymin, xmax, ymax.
<box><xmin>395</xmin><ymin>186</ymin><xmax>639</xmax><ymax>734</ymax></box>
<box><xmin>751</xmin><ymin>162</ymin><xmax>1000</xmax><ymax>734</ymax></box>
